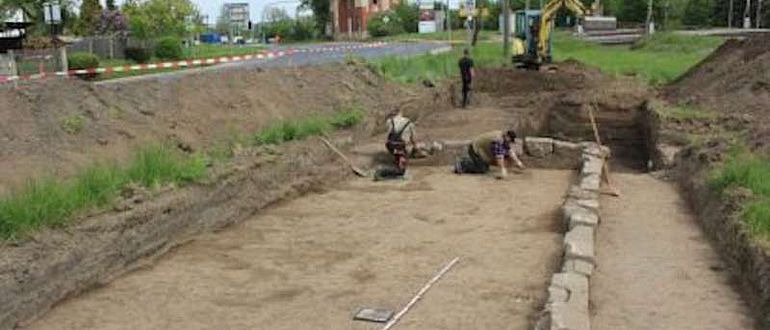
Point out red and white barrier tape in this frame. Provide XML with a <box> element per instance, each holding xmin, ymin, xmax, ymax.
<box><xmin>0</xmin><ymin>42</ymin><xmax>387</xmax><ymax>85</ymax></box>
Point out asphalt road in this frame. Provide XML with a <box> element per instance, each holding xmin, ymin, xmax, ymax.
<box><xmin>97</xmin><ymin>42</ymin><xmax>450</xmax><ymax>85</ymax></box>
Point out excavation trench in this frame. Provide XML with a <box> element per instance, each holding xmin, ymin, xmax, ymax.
<box><xmin>4</xmin><ymin>64</ymin><xmax>739</xmax><ymax>329</ymax></box>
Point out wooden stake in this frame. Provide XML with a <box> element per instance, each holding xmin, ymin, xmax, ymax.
<box><xmin>587</xmin><ymin>105</ymin><xmax>621</xmax><ymax>197</ymax></box>
<box><xmin>381</xmin><ymin>257</ymin><xmax>460</xmax><ymax>330</ymax></box>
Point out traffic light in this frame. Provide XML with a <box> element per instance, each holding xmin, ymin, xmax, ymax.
<box><xmin>248</xmin><ymin>20</ymin><xmax>253</xmax><ymax>30</ymax></box>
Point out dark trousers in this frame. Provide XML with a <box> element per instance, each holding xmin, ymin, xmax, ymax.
<box><xmin>461</xmin><ymin>79</ymin><xmax>472</xmax><ymax>107</ymax></box>
<box><xmin>455</xmin><ymin>145</ymin><xmax>490</xmax><ymax>174</ymax></box>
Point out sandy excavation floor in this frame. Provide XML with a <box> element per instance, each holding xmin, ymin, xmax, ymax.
<box><xmin>592</xmin><ymin>173</ymin><xmax>754</xmax><ymax>330</ymax></box>
<box><xmin>26</xmin><ymin>168</ymin><xmax>571</xmax><ymax>330</ymax></box>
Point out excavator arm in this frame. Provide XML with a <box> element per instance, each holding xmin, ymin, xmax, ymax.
<box><xmin>537</xmin><ymin>0</ymin><xmax>588</xmax><ymax>63</ymax></box>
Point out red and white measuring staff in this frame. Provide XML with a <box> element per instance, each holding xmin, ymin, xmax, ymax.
<box><xmin>0</xmin><ymin>42</ymin><xmax>387</xmax><ymax>85</ymax></box>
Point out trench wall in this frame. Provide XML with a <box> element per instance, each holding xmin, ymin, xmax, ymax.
<box><xmin>0</xmin><ymin>139</ymin><xmax>351</xmax><ymax>329</ymax></box>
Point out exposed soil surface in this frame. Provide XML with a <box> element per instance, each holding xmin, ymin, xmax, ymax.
<box><xmin>665</xmin><ymin>34</ymin><xmax>770</xmax><ymax>152</ymax></box>
<box><xmin>26</xmin><ymin>168</ymin><xmax>570</xmax><ymax>330</ymax></box>
<box><xmin>592</xmin><ymin>173</ymin><xmax>754</xmax><ymax>330</ymax></box>
<box><xmin>0</xmin><ymin>64</ymin><xmax>404</xmax><ymax>195</ymax></box>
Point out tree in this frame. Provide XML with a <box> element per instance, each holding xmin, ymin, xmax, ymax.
<box><xmin>300</xmin><ymin>0</ymin><xmax>330</xmax><ymax>36</ymax></box>
<box><xmin>265</xmin><ymin>7</ymin><xmax>291</xmax><ymax>22</ymax></box>
<box><xmin>122</xmin><ymin>0</ymin><xmax>199</xmax><ymax>40</ymax></box>
<box><xmin>393</xmin><ymin>2</ymin><xmax>419</xmax><ymax>33</ymax></box>
<box><xmin>683</xmin><ymin>0</ymin><xmax>715</xmax><ymax>26</ymax></box>
<box><xmin>76</xmin><ymin>0</ymin><xmax>102</xmax><ymax>35</ymax></box>
<box><xmin>106</xmin><ymin>0</ymin><xmax>117</xmax><ymax>11</ymax></box>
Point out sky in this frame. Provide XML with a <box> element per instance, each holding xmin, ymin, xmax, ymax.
<box><xmin>102</xmin><ymin>0</ymin><xmax>304</xmax><ymax>24</ymax></box>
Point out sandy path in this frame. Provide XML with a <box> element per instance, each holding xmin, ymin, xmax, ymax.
<box><xmin>591</xmin><ymin>173</ymin><xmax>754</xmax><ymax>330</ymax></box>
<box><xmin>27</xmin><ymin>168</ymin><xmax>570</xmax><ymax>330</ymax></box>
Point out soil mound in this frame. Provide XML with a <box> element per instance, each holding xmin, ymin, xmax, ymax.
<box><xmin>0</xmin><ymin>65</ymin><xmax>401</xmax><ymax>195</ymax></box>
<box><xmin>666</xmin><ymin>35</ymin><xmax>770</xmax><ymax>151</ymax></box>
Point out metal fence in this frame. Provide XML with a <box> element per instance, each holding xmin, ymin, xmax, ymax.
<box><xmin>66</xmin><ymin>36</ymin><xmax>129</xmax><ymax>59</ymax></box>
<box><xmin>12</xmin><ymin>48</ymin><xmax>63</xmax><ymax>76</ymax></box>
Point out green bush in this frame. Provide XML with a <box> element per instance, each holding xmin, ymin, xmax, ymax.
<box><xmin>367</xmin><ymin>11</ymin><xmax>405</xmax><ymax>37</ymax></box>
<box><xmin>124</xmin><ymin>47</ymin><xmax>152</xmax><ymax>63</ymax></box>
<box><xmin>67</xmin><ymin>52</ymin><xmax>100</xmax><ymax>70</ymax></box>
<box><xmin>155</xmin><ymin>37</ymin><xmax>183</xmax><ymax>60</ymax></box>
<box><xmin>393</xmin><ymin>3</ymin><xmax>419</xmax><ymax>33</ymax></box>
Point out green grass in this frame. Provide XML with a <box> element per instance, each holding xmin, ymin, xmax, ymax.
<box><xmin>61</xmin><ymin>114</ymin><xmax>87</xmax><ymax>134</ymax></box>
<box><xmin>253</xmin><ymin>109</ymin><xmax>364</xmax><ymax>145</ymax></box>
<box><xmin>654</xmin><ymin>102</ymin><xmax>717</xmax><ymax>121</ymax></box>
<box><xmin>184</xmin><ymin>44</ymin><xmax>266</xmax><ymax>59</ymax></box>
<box><xmin>0</xmin><ymin>145</ymin><xmax>207</xmax><ymax>240</ymax></box>
<box><xmin>552</xmin><ymin>31</ymin><xmax>723</xmax><ymax>85</ymax></box>
<box><xmin>710</xmin><ymin>150</ymin><xmax>770</xmax><ymax>241</ymax></box>
<box><xmin>373</xmin><ymin>42</ymin><xmax>507</xmax><ymax>83</ymax></box>
<box><xmin>0</xmin><ymin>106</ymin><xmax>366</xmax><ymax>240</ymax></box>
<box><xmin>379</xmin><ymin>30</ymin><xmax>496</xmax><ymax>42</ymax></box>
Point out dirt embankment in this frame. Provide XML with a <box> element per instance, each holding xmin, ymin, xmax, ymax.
<box><xmin>0</xmin><ymin>63</ymin><xmax>459</xmax><ymax>329</ymax></box>
<box><xmin>665</xmin><ymin>34</ymin><xmax>770</xmax><ymax>152</ymax></box>
<box><xmin>475</xmin><ymin>63</ymin><xmax>651</xmax><ymax>170</ymax></box>
<box><xmin>0</xmin><ymin>64</ymin><xmax>404</xmax><ymax>195</ymax></box>
<box><xmin>653</xmin><ymin>34</ymin><xmax>770</xmax><ymax>328</ymax></box>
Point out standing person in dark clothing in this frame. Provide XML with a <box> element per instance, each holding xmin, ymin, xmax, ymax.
<box><xmin>458</xmin><ymin>48</ymin><xmax>475</xmax><ymax>108</ymax></box>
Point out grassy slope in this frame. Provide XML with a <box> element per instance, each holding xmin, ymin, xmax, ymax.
<box><xmin>373</xmin><ymin>41</ymin><xmax>507</xmax><ymax>83</ymax></box>
<box><xmin>552</xmin><ymin>31</ymin><xmax>723</xmax><ymax>85</ymax></box>
<box><xmin>0</xmin><ymin>109</ymin><xmax>363</xmax><ymax>240</ymax></box>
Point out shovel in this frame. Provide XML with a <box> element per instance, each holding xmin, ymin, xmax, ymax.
<box><xmin>319</xmin><ymin>137</ymin><xmax>370</xmax><ymax>177</ymax></box>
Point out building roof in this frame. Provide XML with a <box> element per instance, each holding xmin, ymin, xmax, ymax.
<box><xmin>2</xmin><ymin>9</ymin><xmax>27</xmax><ymax>24</ymax></box>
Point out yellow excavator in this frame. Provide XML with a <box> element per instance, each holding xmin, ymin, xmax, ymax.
<box><xmin>512</xmin><ymin>0</ymin><xmax>590</xmax><ymax>70</ymax></box>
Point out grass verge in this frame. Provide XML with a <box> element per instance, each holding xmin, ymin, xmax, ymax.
<box><xmin>710</xmin><ymin>150</ymin><xmax>770</xmax><ymax>241</ymax></box>
<box><xmin>1</xmin><ymin>105</ymin><xmax>366</xmax><ymax>240</ymax></box>
<box><xmin>253</xmin><ymin>108</ymin><xmax>364</xmax><ymax>145</ymax></box>
<box><xmin>552</xmin><ymin>31</ymin><xmax>723</xmax><ymax>85</ymax></box>
<box><xmin>372</xmin><ymin>42</ymin><xmax>507</xmax><ymax>83</ymax></box>
<box><xmin>0</xmin><ymin>145</ymin><xmax>207</xmax><ymax>240</ymax></box>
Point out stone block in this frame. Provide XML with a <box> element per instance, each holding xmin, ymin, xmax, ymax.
<box><xmin>563</xmin><ymin>198</ymin><xmax>599</xmax><ymax>213</ymax></box>
<box><xmin>550</xmin><ymin>301</ymin><xmax>590</xmax><ymax>330</ymax></box>
<box><xmin>579</xmin><ymin>173</ymin><xmax>600</xmax><ymax>192</ymax></box>
<box><xmin>550</xmin><ymin>272</ymin><xmax>589</xmax><ymax>305</ymax></box>
<box><xmin>580</xmin><ymin>142</ymin><xmax>611</xmax><ymax>158</ymax></box>
<box><xmin>564</xmin><ymin>226</ymin><xmax>595</xmax><ymax>265</ymax></box>
<box><xmin>513</xmin><ymin>138</ymin><xmax>524</xmax><ymax>157</ymax></box>
<box><xmin>553</xmin><ymin>140</ymin><xmax>582</xmax><ymax>160</ymax></box>
<box><xmin>581</xmin><ymin>155</ymin><xmax>604</xmax><ymax>176</ymax></box>
<box><xmin>525</xmin><ymin>137</ymin><xmax>555</xmax><ymax>158</ymax></box>
<box><xmin>545</xmin><ymin>273</ymin><xmax>590</xmax><ymax>330</ymax></box>
<box><xmin>562</xmin><ymin>259</ymin><xmax>595</xmax><ymax>277</ymax></box>
<box><xmin>566</xmin><ymin>185</ymin><xmax>599</xmax><ymax>201</ymax></box>
<box><xmin>569</xmin><ymin>208</ymin><xmax>599</xmax><ymax>229</ymax></box>
<box><xmin>563</xmin><ymin>202</ymin><xmax>599</xmax><ymax>229</ymax></box>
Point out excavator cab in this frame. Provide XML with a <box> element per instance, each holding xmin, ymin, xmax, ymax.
<box><xmin>511</xmin><ymin>0</ymin><xmax>587</xmax><ymax>70</ymax></box>
<box><xmin>511</xmin><ymin>10</ymin><xmax>551</xmax><ymax>70</ymax></box>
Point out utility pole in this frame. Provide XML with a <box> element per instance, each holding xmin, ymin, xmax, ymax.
<box><xmin>526</xmin><ymin>0</ymin><xmax>530</xmax><ymax>10</ymax></box>
<box><xmin>729</xmin><ymin>0</ymin><xmax>734</xmax><ymax>28</ymax></box>
<box><xmin>447</xmin><ymin>0</ymin><xmax>452</xmax><ymax>44</ymax></box>
<box><xmin>758</xmin><ymin>0</ymin><xmax>764</xmax><ymax>28</ymax></box>
<box><xmin>503</xmin><ymin>0</ymin><xmax>510</xmax><ymax>58</ymax></box>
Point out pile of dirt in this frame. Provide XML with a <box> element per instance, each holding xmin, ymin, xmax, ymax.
<box><xmin>665</xmin><ymin>34</ymin><xmax>770</xmax><ymax>151</ymax></box>
<box><xmin>0</xmin><ymin>64</ymin><xmax>406</xmax><ymax>195</ymax></box>
<box><xmin>473</xmin><ymin>64</ymin><xmax>651</xmax><ymax>170</ymax></box>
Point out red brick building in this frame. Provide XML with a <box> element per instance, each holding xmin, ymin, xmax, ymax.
<box><xmin>330</xmin><ymin>0</ymin><xmax>399</xmax><ymax>38</ymax></box>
